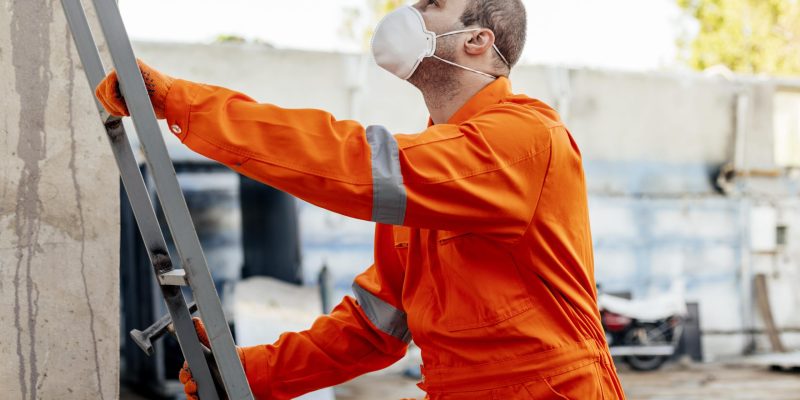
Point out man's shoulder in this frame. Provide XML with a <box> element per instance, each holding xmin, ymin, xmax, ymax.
<box><xmin>500</xmin><ymin>94</ymin><xmax>565</xmax><ymax>131</ymax></box>
<box><xmin>453</xmin><ymin>97</ymin><xmax>557</xmax><ymax>159</ymax></box>
<box><xmin>469</xmin><ymin>95</ymin><xmax>564</xmax><ymax>135</ymax></box>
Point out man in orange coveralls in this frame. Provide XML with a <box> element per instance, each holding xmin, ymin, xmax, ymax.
<box><xmin>97</xmin><ymin>0</ymin><xmax>626</xmax><ymax>398</ymax></box>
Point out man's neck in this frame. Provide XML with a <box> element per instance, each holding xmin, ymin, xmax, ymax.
<box><xmin>422</xmin><ymin>75</ymin><xmax>495</xmax><ymax>125</ymax></box>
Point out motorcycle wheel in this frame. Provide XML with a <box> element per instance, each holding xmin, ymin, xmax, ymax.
<box><xmin>622</xmin><ymin>326</ymin><xmax>670</xmax><ymax>371</ymax></box>
<box><xmin>624</xmin><ymin>354</ymin><xmax>668</xmax><ymax>371</ymax></box>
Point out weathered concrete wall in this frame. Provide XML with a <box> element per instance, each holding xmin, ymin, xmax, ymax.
<box><xmin>0</xmin><ymin>2</ymin><xmax>119</xmax><ymax>399</ymax></box>
<box><xmin>135</xmin><ymin>42</ymin><xmax>800</xmax><ymax>360</ymax></box>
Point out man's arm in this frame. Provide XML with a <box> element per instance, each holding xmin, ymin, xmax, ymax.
<box><xmin>96</xmin><ymin>64</ymin><xmax>551</xmax><ymax>242</ymax></box>
<box><xmin>243</xmin><ymin>289</ymin><xmax>408</xmax><ymax>399</ymax></box>
<box><xmin>180</xmin><ymin>262</ymin><xmax>409</xmax><ymax>399</ymax></box>
<box><xmin>244</xmin><ymin>225</ymin><xmax>410</xmax><ymax>398</ymax></box>
<box><xmin>174</xmin><ymin>223</ymin><xmax>409</xmax><ymax>399</ymax></box>
<box><xmin>164</xmin><ymin>79</ymin><xmax>551</xmax><ymax>242</ymax></box>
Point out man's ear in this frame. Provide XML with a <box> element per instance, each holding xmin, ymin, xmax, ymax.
<box><xmin>464</xmin><ymin>28</ymin><xmax>495</xmax><ymax>56</ymax></box>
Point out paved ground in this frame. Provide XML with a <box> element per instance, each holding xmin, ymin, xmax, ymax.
<box><xmin>335</xmin><ymin>362</ymin><xmax>800</xmax><ymax>400</ymax></box>
<box><xmin>617</xmin><ymin>363</ymin><xmax>800</xmax><ymax>400</ymax></box>
<box><xmin>121</xmin><ymin>361</ymin><xmax>800</xmax><ymax>399</ymax></box>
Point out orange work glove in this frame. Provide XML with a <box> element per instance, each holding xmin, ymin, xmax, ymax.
<box><xmin>94</xmin><ymin>59</ymin><xmax>175</xmax><ymax>119</ymax></box>
<box><xmin>179</xmin><ymin>318</ymin><xmax>246</xmax><ymax>400</ymax></box>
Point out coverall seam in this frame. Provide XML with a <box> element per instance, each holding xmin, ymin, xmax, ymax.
<box><xmin>274</xmin><ymin>348</ymin><xmax>383</xmax><ymax>385</ymax></box>
<box><xmin>445</xmin><ymin>299</ymin><xmax>535</xmax><ymax>332</ymax></box>
<box><xmin>536</xmin><ymin>274</ymin><xmax>604</xmax><ymax>354</ymax></box>
<box><xmin>593</xmin><ymin>361</ymin><xmax>608</xmax><ymax>400</ymax></box>
<box><xmin>464</xmin><ymin>102</ymin><xmax>556</xmax><ymax>131</ymax></box>
<box><xmin>566</xmin><ymin>292</ymin><xmax>602</xmax><ymax>342</ymax></box>
<box><xmin>170</xmin><ymin>80</ymin><xmax>200</xmax><ymax>143</ymax></box>
<box><xmin>189</xmin><ymin>133</ymin><xmax>374</xmax><ymax>185</ymax></box>
<box><xmin>399</xmin><ymin>103</ymin><xmax>522</xmax><ymax>151</ymax></box>
<box><xmin>397</xmin><ymin>129</ymin><xmax>464</xmax><ymax>150</ymax></box>
<box><xmin>543</xmin><ymin>358</ymin><xmax>600</xmax><ymax>380</ymax></box>
<box><xmin>182</xmin><ymin>100</ymin><xmax>191</xmax><ymax>142</ymax></box>
<box><xmin>508</xmin><ymin>98</ymin><xmax>566</xmax><ymax>131</ymax></box>
<box><xmin>538</xmin><ymin>377</ymin><xmax>571</xmax><ymax>400</ymax></box>
<box><xmin>436</xmin><ymin>231</ymin><xmax>471</xmax><ymax>244</ymax></box>
<box><xmin>421</xmin><ymin>339</ymin><xmax>597</xmax><ymax>376</ymax></box>
<box><xmin>425</xmin><ymin>358</ymin><xmax>599</xmax><ymax>394</ymax></box>
<box><xmin>509</xmin><ymin>130</ymin><xmax>555</xmax><ymax>248</ymax></box>
<box><xmin>535</xmin><ymin>360</ymin><xmax>605</xmax><ymax>400</ymax></box>
<box><xmin>508</xmin><ymin>249</ymin><xmax>542</xmax><ymax>313</ymax></box>
<box><xmin>181</xmin><ymin>91</ymin><xmax>374</xmax><ymax>183</ymax></box>
<box><xmin>404</xmin><ymin>144</ymin><xmax>551</xmax><ymax>185</ymax></box>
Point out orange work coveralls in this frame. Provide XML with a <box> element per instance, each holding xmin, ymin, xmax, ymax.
<box><xmin>164</xmin><ymin>76</ymin><xmax>626</xmax><ymax>399</ymax></box>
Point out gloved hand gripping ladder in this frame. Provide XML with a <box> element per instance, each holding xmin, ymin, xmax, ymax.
<box><xmin>60</xmin><ymin>1</ymin><xmax>254</xmax><ymax>399</ymax></box>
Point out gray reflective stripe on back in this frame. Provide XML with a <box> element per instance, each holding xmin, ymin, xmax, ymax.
<box><xmin>365</xmin><ymin>125</ymin><xmax>407</xmax><ymax>225</ymax></box>
<box><xmin>352</xmin><ymin>282</ymin><xmax>412</xmax><ymax>343</ymax></box>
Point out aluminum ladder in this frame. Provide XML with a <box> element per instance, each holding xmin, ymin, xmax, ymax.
<box><xmin>60</xmin><ymin>1</ymin><xmax>253</xmax><ymax>399</ymax></box>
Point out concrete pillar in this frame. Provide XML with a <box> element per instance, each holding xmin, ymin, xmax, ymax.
<box><xmin>0</xmin><ymin>1</ymin><xmax>119</xmax><ymax>399</ymax></box>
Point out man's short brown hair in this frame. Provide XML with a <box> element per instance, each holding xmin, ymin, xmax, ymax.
<box><xmin>460</xmin><ymin>0</ymin><xmax>527</xmax><ymax>70</ymax></box>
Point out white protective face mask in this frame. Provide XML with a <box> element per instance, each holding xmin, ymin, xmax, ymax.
<box><xmin>371</xmin><ymin>6</ymin><xmax>510</xmax><ymax>81</ymax></box>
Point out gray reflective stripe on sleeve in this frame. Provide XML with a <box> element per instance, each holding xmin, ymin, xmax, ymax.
<box><xmin>365</xmin><ymin>125</ymin><xmax>407</xmax><ymax>225</ymax></box>
<box><xmin>352</xmin><ymin>282</ymin><xmax>412</xmax><ymax>343</ymax></box>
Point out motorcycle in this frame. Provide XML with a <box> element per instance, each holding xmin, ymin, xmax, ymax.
<box><xmin>598</xmin><ymin>282</ymin><xmax>688</xmax><ymax>371</ymax></box>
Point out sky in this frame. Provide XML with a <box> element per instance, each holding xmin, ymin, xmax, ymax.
<box><xmin>119</xmin><ymin>0</ymin><xmax>686</xmax><ymax>72</ymax></box>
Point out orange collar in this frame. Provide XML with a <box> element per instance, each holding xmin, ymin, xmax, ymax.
<box><xmin>427</xmin><ymin>77</ymin><xmax>513</xmax><ymax>127</ymax></box>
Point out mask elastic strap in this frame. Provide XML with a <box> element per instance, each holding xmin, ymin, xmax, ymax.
<box><xmin>436</xmin><ymin>28</ymin><xmax>481</xmax><ymax>38</ymax></box>
<box><xmin>492</xmin><ymin>45</ymin><xmax>510</xmax><ymax>67</ymax></box>
<box><xmin>432</xmin><ymin>55</ymin><xmax>497</xmax><ymax>79</ymax></box>
<box><xmin>436</xmin><ymin>29</ymin><xmax>511</xmax><ymax>67</ymax></box>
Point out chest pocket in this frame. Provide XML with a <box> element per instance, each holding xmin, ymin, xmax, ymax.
<box><xmin>396</xmin><ymin>227</ymin><xmax>534</xmax><ymax>332</ymax></box>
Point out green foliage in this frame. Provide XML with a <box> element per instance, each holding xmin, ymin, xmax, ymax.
<box><xmin>677</xmin><ymin>0</ymin><xmax>800</xmax><ymax>76</ymax></box>
<box><xmin>215</xmin><ymin>34</ymin><xmax>247</xmax><ymax>44</ymax></box>
<box><xmin>341</xmin><ymin>0</ymin><xmax>405</xmax><ymax>50</ymax></box>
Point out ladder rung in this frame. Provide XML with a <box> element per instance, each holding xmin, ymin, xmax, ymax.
<box><xmin>159</xmin><ymin>269</ymin><xmax>188</xmax><ymax>286</ymax></box>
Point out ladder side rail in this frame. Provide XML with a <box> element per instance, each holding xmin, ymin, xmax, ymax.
<box><xmin>60</xmin><ymin>1</ymin><xmax>220</xmax><ymax>399</ymax></box>
<box><xmin>87</xmin><ymin>1</ymin><xmax>253</xmax><ymax>398</ymax></box>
